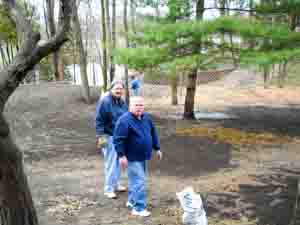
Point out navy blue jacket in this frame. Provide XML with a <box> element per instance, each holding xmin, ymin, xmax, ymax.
<box><xmin>113</xmin><ymin>112</ymin><xmax>160</xmax><ymax>161</ymax></box>
<box><xmin>95</xmin><ymin>93</ymin><xmax>128</xmax><ymax>136</ymax></box>
<box><xmin>131</xmin><ymin>78</ymin><xmax>141</xmax><ymax>90</ymax></box>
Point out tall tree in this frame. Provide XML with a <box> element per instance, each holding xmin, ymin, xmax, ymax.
<box><xmin>45</xmin><ymin>0</ymin><xmax>64</xmax><ymax>81</ymax></box>
<box><xmin>109</xmin><ymin>0</ymin><xmax>117</xmax><ymax>82</ymax></box>
<box><xmin>100</xmin><ymin>0</ymin><xmax>108</xmax><ymax>91</ymax></box>
<box><xmin>124</xmin><ymin>0</ymin><xmax>130</xmax><ymax>104</ymax></box>
<box><xmin>105</xmin><ymin>0</ymin><xmax>112</xmax><ymax>84</ymax></box>
<box><xmin>73</xmin><ymin>1</ymin><xmax>91</xmax><ymax>103</ymax></box>
<box><xmin>184</xmin><ymin>0</ymin><xmax>204</xmax><ymax>119</ymax></box>
<box><xmin>0</xmin><ymin>1</ymin><xmax>72</xmax><ymax>225</ymax></box>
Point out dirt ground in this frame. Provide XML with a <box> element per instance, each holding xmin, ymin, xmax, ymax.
<box><xmin>4</xmin><ymin>72</ymin><xmax>300</xmax><ymax>225</ymax></box>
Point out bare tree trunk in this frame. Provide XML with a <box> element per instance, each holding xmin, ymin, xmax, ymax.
<box><xmin>0</xmin><ymin>1</ymin><xmax>72</xmax><ymax>225</ymax></box>
<box><xmin>263</xmin><ymin>65</ymin><xmax>269</xmax><ymax>89</ymax></box>
<box><xmin>124</xmin><ymin>0</ymin><xmax>130</xmax><ymax>105</ymax></box>
<box><xmin>100</xmin><ymin>0</ymin><xmax>108</xmax><ymax>91</ymax></box>
<box><xmin>10</xmin><ymin>44</ymin><xmax>14</xmax><ymax>59</ymax></box>
<box><xmin>0</xmin><ymin>121</ymin><xmax>39</xmax><ymax>225</ymax></box>
<box><xmin>219</xmin><ymin>0</ymin><xmax>226</xmax><ymax>56</ymax></box>
<box><xmin>130</xmin><ymin>0</ymin><xmax>136</xmax><ymax>33</ymax></box>
<box><xmin>289</xmin><ymin>14</ymin><xmax>297</xmax><ymax>31</ymax></box>
<box><xmin>170</xmin><ymin>77</ymin><xmax>178</xmax><ymax>105</ymax></box>
<box><xmin>0</xmin><ymin>43</ymin><xmax>8</xmax><ymax>66</ymax></box>
<box><xmin>45</xmin><ymin>0</ymin><xmax>64</xmax><ymax>81</ymax></box>
<box><xmin>73</xmin><ymin>3</ymin><xmax>91</xmax><ymax>104</ymax></box>
<box><xmin>6</xmin><ymin>42</ymin><xmax>12</xmax><ymax>63</ymax></box>
<box><xmin>184</xmin><ymin>70</ymin><xmax>197</xmax><ymax>119</ymax></box>
<box><xmin>109</xmin><ymin>0</ymin><xmax>116</xmax><ymax>82</ymax></box>
<box><xmin>183</xmin><ymin>0</ymin><xmax>204</xmax><ymax>119</ymax></box>
<box><xmin>105</xmin><ymin>0</ymin><xmax>112</xmax><ymax>84</ymax></box>
<box><xmin>278</xmin><ymin>61</ymin><xmax>288</xmax><ymax>88</ymax></box>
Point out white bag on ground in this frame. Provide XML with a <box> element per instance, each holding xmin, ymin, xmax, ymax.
<box><xmin>176</xmin><ymin>187</ymin><xmax>208</xmax><ymax>225</ymax></box>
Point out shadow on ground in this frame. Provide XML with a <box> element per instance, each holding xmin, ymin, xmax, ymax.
<box><xmin>205</xmin><ymin>172</ymin><xmax>297</xmax><ymax>225</ymax></box>
<box><xmin>223</xmin><ymin>106</ymin><xmax>300</xmax><ymax>136</ymax></box>
<box><xmin>149</xmin><ymin>135</ymin><xmax>234</xmax><ymax>177</ymax></box>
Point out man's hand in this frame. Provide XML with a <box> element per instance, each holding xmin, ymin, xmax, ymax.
<box><xmin>119</xmin><ymin>156</ymin><xmax>128</xmax><ymax>170</ymax></box>
<box><xmin>96</xmin><ymin>136</ymin><xmax>108</xmax><ymax>149</ymax></box>
<box><xmin>156</xmin><ymin>150</ymin><xmax>162</xmax><ymax>160</ymax></box>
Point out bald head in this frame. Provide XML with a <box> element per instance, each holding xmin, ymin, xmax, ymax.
<box><xmin>130</xmin><ymin>96</ymin><xmax>145</xmax><ymax>118</ymax></box>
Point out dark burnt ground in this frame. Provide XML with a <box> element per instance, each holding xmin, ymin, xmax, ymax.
<box><xmin>4</xmin><ymin>83</ymin><xmax>300</xmax><ymax>225</ymax></box>
<box><xmin>222</xmin><ymin>105</ymin><xmax>300</xmax><ymax>136</ymax></box>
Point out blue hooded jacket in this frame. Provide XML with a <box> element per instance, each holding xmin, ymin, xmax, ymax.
<box><xmin>95</xmin><ymin>93</ymin><xmax>128</xmax><ymax>136</ymax></box>
<box><xmin>113</xmin><ymin>112</ymin><xmax>160</xmax><ymax>161</ymax></box>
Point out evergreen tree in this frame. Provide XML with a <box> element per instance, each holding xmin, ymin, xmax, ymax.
<box><xmin>116</xmin><ymin>15</ymin><xmax>300</xmax><ymax>118</ymax></box>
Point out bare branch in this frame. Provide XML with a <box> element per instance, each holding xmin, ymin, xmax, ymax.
<box><xmin>0</xmin><ymin>0</ymin><xmax>73</xmax><ymax>109</ymax></box>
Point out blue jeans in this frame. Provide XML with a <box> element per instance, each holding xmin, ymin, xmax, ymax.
<box><xmin>127</xmin><ymin>161</ymin><xmax>147</xmax><ymax>212</ymax></box>
<box><xmin>102</xmin><ymin>136</ymin><xmax>121</xmax><ymax>193</ymax></box>
<box><xmin>132</xmin><ymin>88</ymin><xmax>140</xmax><ymax>96</ymax></box>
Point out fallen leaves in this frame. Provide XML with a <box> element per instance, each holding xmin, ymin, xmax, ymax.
<box><xmin>176</xmin><ymin>127</ymin><xmax>293</xmax><ymax>146</ymax></box>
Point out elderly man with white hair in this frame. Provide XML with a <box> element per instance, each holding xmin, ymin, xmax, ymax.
<box><xmin>113</xmin><ymin>96</ymin><xmax>162</xmax><ymax>217</ymax></box>
<box><xmin>95</xmin><ymin>80</ymin><xmax>128</xmax><ymax>199</ymax></box>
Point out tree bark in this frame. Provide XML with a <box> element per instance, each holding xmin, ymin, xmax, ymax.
<box><xmin>45</xmin><ymin>0</ymin><xmax>64</xmax><ymax>81</ymax></box>
<box><xmin>109</xmin><ymin>0</ymin><xmax>116</xmax><ymax>82</ymax></box>
<box><xmin>100</xmin><ymin>0</ymin><xmax>108</xmax><ymax>91</ymax></box>
<box><xmin>130</xmin><ymin>0</ymin><xmax>136</xmax><ymax>34</ymax></box>
<box><xmin>73</xmin><ymin>3</ymin><xmax>91</xmax><ymax>104</ymax></box>
<box><xmin>0</xmin><ymin>116</ymin><xmax>38</xmax><ymax>225</ymax></box>
<box><xmin>184</xmin><ymin>70</ymin><xmax>197</xmax><ymax>119</ymax></box>
<box><xmin>278</xmin><ymin>61</ymin><xmax>288</xmax><ymax>88</ymax></box>
<box><xmin>124</xmin><ymin>0</ymin><xmax>130</xmax><ymax>105</ymax></box>
<box><xmin>5</xmin><ymin>42</ymin><xmax>12</xmax><ymax>64</ymax></box>
<box><xmin>0</xmin><ymin>1</ymin><xmax>72</xmax><ymax>225</ymax></box>
<box><xmin>183</xmin><ymin>0</ymin><xmax>204</xmax><ymax>119</ymax></box>
<box><xmin>170</xmin><ymin>77</ymin><xmax>178</xmax><ymax>105</ymax></box>
<box><xmin>0</xmin><ymin>43</ymin><xmax>8</xmax><ymax>66</ymax></box>
<box><xmin>263</xmin><ymin>65</ymin><xmax>269</xmax><ymax>89</ymax></box>
<box><xmin>105</xmin><ymin>0</ymin><xmax>112</xmax><ymax>84</ymax></box>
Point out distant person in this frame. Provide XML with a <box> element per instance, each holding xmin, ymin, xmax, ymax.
<box><xmin>113</xmin><ymin>96</ymin><xmax>162</xmax><ymax>217</ymax></box>
<box><xmin>130</xmin><ymin>76</ymin><xmax>141</xmax><ymax>96</ymax></box>
<box><xmin>95</xmin><ymin>80</ymin><xmax>128</xmax><ymax>199</ymax></box>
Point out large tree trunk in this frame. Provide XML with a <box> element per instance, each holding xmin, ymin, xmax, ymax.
<box><xmin>45</xmin><ymin>0</ymin><xmax>64</xmax><ymax>81</ymax></box>
<box><xmin>0</xmin><ymin>1</ymin><xmax>72</xmax><ymax>224</ymax></box>
<box><xmin>109</xmin><ymin>0</ymin><xmax>116</xmax><ymax>82</ymax></box>
<box><xmin>278</xmin><ymin>60</ymin><xmax>288</xmax><ymax>88</ymax></box>
<box><xmin>73</xmin><ymin>3</ymin><xmax>91</xmax><ymax>104</ymax></box>
<box><xmin>170</xmin><ymin>77</ymin><xmax>178</xmax><ymax>105</ymax></box>
<box><xmin>130</xmin><ymin>0</ymin><xmax>136</xmax><ymax>34</ymax></box>
<box><xmin>100</xmin><ymin>0</ymin><xmax>108</xmax><ymax>91</ymax></box>
<box><xmin>184</xmin><ymin>70</ymin><xmax>197</xmax><ymax>119</ymax></box>
<box><xmin>183</xmin><ymin>0</ymin><xmax>204</xmax><ymax>119</ymax></box>
<box><xmin>0</xmin><ymin>43</ymin><xmax>8</xmax><ymax>66</ymax></box>
<box><xmin>0</xmin><ymin>116</ymin><xmax>39</xmax><ymax>225</ymax></box>
<box><xmin>124</xmin><ymin>0</ymin><xmax>130</xmax><ymax>105</ymax></box>
<box><xmin>105</xmin><ymin>0</ymin><xmax>112</xmax><ymax>84</ymax></box>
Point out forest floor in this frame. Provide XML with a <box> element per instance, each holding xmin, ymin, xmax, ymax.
<box><xmin>5</xmin><ymin>70</ymin><xmax>300</xmax><ymax>225</ymax></box>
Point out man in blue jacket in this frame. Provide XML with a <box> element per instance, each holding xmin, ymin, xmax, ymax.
<box><xmin>130</xmin><ymin>76</ymin><xmax>141</xmax><ymax>96</ymax></box>
<box><xmin>113</xmin><ymin>96</ymin><xmax>162</xmax><ymax>217</ymax></box>
<box><xmin>95</xmin><ymin>80</ymin><xmax>128</xmax><ymax>199</ymax></box>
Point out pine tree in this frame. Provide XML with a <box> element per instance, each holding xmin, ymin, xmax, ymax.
<box><xmin>116</xmin><ymin>6</ymin><xmax>300</xmax><ymax>118</ymax></box>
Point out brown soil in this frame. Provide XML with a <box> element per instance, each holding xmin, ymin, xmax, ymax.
<box><xmin>5</xmin><ymin>77</ymin><xmax>300</xmax><ymax>225</ymax></box>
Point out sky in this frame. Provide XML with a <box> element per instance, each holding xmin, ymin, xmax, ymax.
<box><xmin>29</xmin><ymin>0</ymin><xmax>231</xmax><ymax>26</ymax></box>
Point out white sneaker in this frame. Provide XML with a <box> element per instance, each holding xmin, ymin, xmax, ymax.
<box><xmin>116</xmin><ymin>185</ymin><xmax>127</xmax><ymax>192</ymax></box>
<box><xmin>131</xmin><ymin>209</ymin><xmax>151</xmax><ymax>217</ymax></box>
<box><xmin>126</xmin><ymin>201</ymin><xmax>133</xmax><ymax>208</ymax></box>
<box><xmin>104</xmin><ymin>192</ymin><xmax>117</xmax><ymax>199</ymax></box>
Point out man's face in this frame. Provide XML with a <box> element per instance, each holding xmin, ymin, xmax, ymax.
<box><xmin>111</xmin><ymin>83</ymin><xmax>124</xmax><ymax>98</ymax></box>
<box><xmin>130</xmin><ymin>97</ymin><xmax>145</xmax><ymax>117</ymax></box>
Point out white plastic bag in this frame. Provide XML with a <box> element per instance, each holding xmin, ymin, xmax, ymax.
<box><xmin>176</xmin><ymin>187</ymin><xmax>208</xmax><ymax>225</ymax></box>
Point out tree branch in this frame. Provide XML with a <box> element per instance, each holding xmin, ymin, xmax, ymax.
<box><xmin>0</xmin><ymin>0</ymin><xmax>73</xmax><ymax>109</ymax></box>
